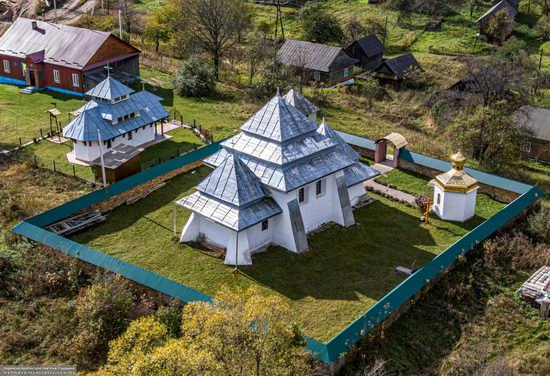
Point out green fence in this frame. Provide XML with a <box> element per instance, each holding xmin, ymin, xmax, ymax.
<box><xmin>12</xmin><ymin>132</ymin><xmax>543</xmax><ymax>364</ymax></box>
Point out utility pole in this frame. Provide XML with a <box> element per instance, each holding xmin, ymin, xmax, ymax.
<box><xmin>119</xmin><ymin>9</ymin><xmax>123</xmax><ymax>39</ymax></box>
<box><xmin>383</xmin><ymin>15</ymin><xmax>388</xmax><ymax>48</ymax></box>
<box><xmin>97</xmin><ymin>130</ymin><xmax>107</xmax><ymax>187</ymax></box>
<box><xmin>54</xmin><ymin>0</ymin><xmax>57</xmax><ymax>22</ymax></box>
<box><xmin>274</xmin><ymin>0</ymin><xmax>285</xmax><ymax>40</ymax></box>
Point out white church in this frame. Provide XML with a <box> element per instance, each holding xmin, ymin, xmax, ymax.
<box><xmin>177</xmin><ymin>90</ymin><xmax>379</xmax><ymax>265</ymax></box>
<box><xmin>62</xmin><ymin>77</ymin><xmax>169</xmax><ymax>164</ymax></box>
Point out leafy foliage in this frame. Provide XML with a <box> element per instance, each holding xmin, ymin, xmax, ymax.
<box><xmin>301</xmin><ymin>2</ymin><xmax>345</xmax><ymax>44</ymax></box>
<box><xmin>173</xmin><ymin>55</ymin><xmax>217</xmax><ymax>98</ymax></box>
<box><xmin>98</xmin><ymin>287</ymin><xmax>314</xmax><ymax>375</ymax></box>
<box><xmin>526</xmin><ymin>207</ymin><xmax>550</xmax><ymax>243</ymax></box>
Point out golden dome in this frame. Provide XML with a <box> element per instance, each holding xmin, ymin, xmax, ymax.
<box><xmin>434</xmin><ymin>152</ymin><xmax>478</xmax><ymax>193</ymax></box>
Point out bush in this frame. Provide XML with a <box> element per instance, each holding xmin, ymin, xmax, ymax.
<box><xmin>247</xmin><ymin>64</ymin><xmax>294</xmax><ymax>100</ymax></box>
<box><xmin>301</xmin><ymin>2</ymin><xmax>344</xmax><ymax>44</ymax></box>
<box><xmin>526</xmin><ymin>207</ymin><xmax>550</xmax><ymax>243</ymax></box>
<box><xmin>401</xmin><ymin>67</ymin><xmax>431</xmax><ymax>90</ymax></box>
<box><xmin>535</xmin><ymin>15</ymin><xmax>550</xmax><ymax>40</ymax></box>
<box><xmin>173</xmin><ymin>55</ymin><xmax>216</xmax><ymax>98</ymax></box>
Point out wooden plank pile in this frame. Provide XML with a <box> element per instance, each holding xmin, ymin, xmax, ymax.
<box><xmin>518</xmin><ymin>266</ymin><xmax>550</xmax><ymax>318</ymax></box>
<box><xmin>46</xmin><ymin>210</ymin><xmax>106</xmax><ymax>236</ymax></box>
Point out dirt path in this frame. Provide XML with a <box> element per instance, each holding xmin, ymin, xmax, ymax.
<box><xmin>44</xmin><ymin>0</ymin><xmax>95</xmax><ymax>25</ymax></box>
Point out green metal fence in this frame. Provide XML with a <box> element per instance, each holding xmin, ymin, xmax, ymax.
<box><xmin>11</xmin><ymin>132</ymin><xmax>543</xmax><ymax>364</ymax></box>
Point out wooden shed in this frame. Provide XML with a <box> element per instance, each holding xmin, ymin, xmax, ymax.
<box><xmin>92</xmin><ymin>144</ymin><xmax>144</xmax><ymax>184</ymax></box>
<box><xmin>345</xmin><ymin>34</ymin><xmax>384</xmax><ymax>71</ymax></box>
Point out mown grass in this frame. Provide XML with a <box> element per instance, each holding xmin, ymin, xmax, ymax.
<box><xmin>71</xmin><ymin>163</ymin><xmax>505</xmax><ymax>341</ymax></box>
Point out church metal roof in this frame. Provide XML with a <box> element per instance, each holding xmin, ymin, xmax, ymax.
<box><xmin>344</xmin><ymin>162</ymin><xmax>379</xmax><ymax>187</ymax></box>
<box><xmin>283</xmin><ymin>89</ymin><xmax>319</xmax><ymax>116</ymax></box>
<box><xmin>177</xmin><ymin>192</ymin><xmax>282</xmax><ymax>231</ymax></box>
<box><xmin>63</xmin><ymin>79</ymin><xmax>169</xmax><ymax>142</ymax></box>
<box><xmin>197</xmin><ymin>154</ymin><xmax>266</xmax><ymax>207</ymax></box>
<box><xmin>240</xmin><ymin>94</ymin><xmax>318</xmax><ymax>142</ymax></box>
<box><xmin>86</xmin><ymin>77</ymin><xmax>135</xmax><ymax>101</ymax></box>
<box><xmin>316</xmin><ymin>120</ymin><xmax>360</xmax><ymax>161</ymax></box>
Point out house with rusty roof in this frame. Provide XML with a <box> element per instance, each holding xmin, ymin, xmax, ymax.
<box><xmin>345</xmin><ymin>33</ymin><xmax>385</xmax><ymax>71</ymax></box>
<box><xmin>62</xmin><ymin>77</ymin><xmax>168</xmax><ymax>165</ymax></box>
<box><xmin>0</xmin><ymin>18</ymin><xmax>140</xmax><ymax>96</ymax></box>
<box><xmin>177</xmin><ymin>90</ymin><xmax>379</xmax><ymax>265</ymax></box>
<box><xmin>276</xmin><ymin>39</ymin><xmax>358</xmax><ymax>86</ymax></box>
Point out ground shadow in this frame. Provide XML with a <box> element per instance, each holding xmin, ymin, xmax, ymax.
<box><xmin>242</xmin><ymin>200</ymin><xmax>440</xmax><ymax>303</ymax></box>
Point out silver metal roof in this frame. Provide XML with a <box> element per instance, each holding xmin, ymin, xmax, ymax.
<box><xmin>197</xmin><ymin>154</ymin><xmax>266</xmax><ymax>207</ymax></box>
<box><xmin>177</xmin><ymin>192</ymin><xmax>281</xmax><ymax>231</ymax></box>
<box><xmin>283</xmin><ymin>89</ymin><xmax>319</xmax><ymax>116</ymax></box>
<box><xmin>220</xmin><ymin>131</ymin><xmax>337</xmax><ymax>166</ymax></box>
<box><xmin>0</xmin><ymin>18</ymin><xmax>110</xmax><ymax>69</ymax></box>
<box><xmin>86</xmin><ymin>77</ymin><xmax>135</xmax><ymax>101</ymax></box>
<box><xmin>63</xmin><ymin>80</ymin><xmax>169</xmax><ymax>142</ymax></box>
<box><xmin>344</xmin><ymin>162</ymin><xmax>379</xmax><ymax>187</ymax></box>
<box><xmin>240</xmin><ymin>94</ymin><xmax>318</xmax><ymax>142</ymax></box>
<box><xmin>317</xmin><ymin>120</ymin><xmax>360</xmax><ymax>161</ymax></box>
<box><xmin>277</xmin><ymin>39</ymin><xmax>358</xmax><ymax>73</ymax></box>
<box><xmin>90</xmin><ymin>144</ymin><xmax>144</xmax><ymax>169</ymax></box>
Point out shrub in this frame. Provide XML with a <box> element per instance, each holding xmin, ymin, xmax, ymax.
<box><xmin>401</xmin><ymin>67</ymin><xmax>431</xmax><ymax>90</ymax></box>
<box><xmin>301</xmin><ymin>2</ymin><xmax>344</xmax><ymax>44</ymax></box>
<box><xmin>526</xmin><ymin>207</ymin><xmax>550</xmax><ymax>243</ymax></box>
<box><xmin>535</xmin><ymin>15</ymin><xmax>550</xmax><ymax>40</ymax></box>
<box><xmin>173</xmin><ymin>55</ymin><xmax>216</xmax><ymax>98</ymax></box>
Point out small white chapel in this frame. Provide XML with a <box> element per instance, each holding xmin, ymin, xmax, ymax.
<box><xmin>176</xmin><ymin>89</ymin><xmax>379</xmax><ymax>265</ymax></box>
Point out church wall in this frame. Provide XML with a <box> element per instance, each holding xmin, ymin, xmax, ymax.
<box><xmin>348</xmin><ymin>183</ymin><xmax>367</xmax><ymax>206</ymax></box>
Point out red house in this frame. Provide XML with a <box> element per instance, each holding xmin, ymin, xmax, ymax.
<box><xmin>0</xmin><ymin>18</ymin><xmax>140</xmax><ymax>96</ymax></box>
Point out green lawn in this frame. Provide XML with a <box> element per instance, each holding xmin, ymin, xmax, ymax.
<box><xmin>0</xmin><ymin>84</ymin><xmax>83</xmax><ymax>149</ymax></box>
<box><xmin>71</xmin><ymin>163</ymin><xmax>505</xmax><ymax>341</ymax></box>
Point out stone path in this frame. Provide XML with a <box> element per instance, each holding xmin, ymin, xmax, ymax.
<box><xmin>365</xmin><ymin>163</ymin><xmax>418</xmax><ymax>205</ymax></box>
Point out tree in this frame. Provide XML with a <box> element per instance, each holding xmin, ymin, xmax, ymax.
<box><xmin>246</xmin><ymin>23</ymin><xmax>273</xmax><ymax>85</ymax></box>
<box><xmin>535</xmin><ymin>15</ymin><xmax>550</xmax><ymax>39</ymax></box>
<box><xmin>486</xmin><ymin>10</ymin><xmax>511</xmax><ymax>45</ymax></box>
<box><xmin>71</xmin><ymin>275</ymin><xmax>134</xmax><ymax>369</ymax></box>
<box><xmin>98</xmin><ymin>287</ymin><xmax>314</xmax><ymax>375</ymax></box>
<box><xmin>449</xmin><ymin>106</ymin><xmax>529</xmax><ymax>168</ymax></box>
<box><xmin>173</xmin><ymin>55</ymin><xmax>217</xmax><ymax>97</ymax></box>
<box><xmin>144</xmin><ymin>9</ymin><xmax>172</xmax><ymax>53</ymax></box>
<box><xmin>174</xmin><ymin>0</ymin><xmax>252</xmax><ymax>79</ymax></box>
<box><xmin>346</xmin><ymin>15</ymin><xmax>366</xmax><ymax>43</ymax></box>
<box><xmin>301</xmin><ymin>3</ymin><xmax>345</xmax><ymax>44</ymax></box>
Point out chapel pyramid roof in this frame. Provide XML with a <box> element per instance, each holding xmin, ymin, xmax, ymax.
<box><xmin>283</xmin><ymin>89</ymin><xmax>319</xmax><ymax>116</ymax></box>
<box><xmin>86</xmin><ymin>77</ymin><xmax>135</xmax><ymax>101</ymax></box>
<box><xmin>240</xmin><ymin>92</ymin><xmax>318</xmax><ymax>143</ymax></box>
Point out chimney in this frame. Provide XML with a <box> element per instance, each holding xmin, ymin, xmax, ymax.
<box><xmin>31</xmin><ymin>21</ymin><xmax>38</xmax><ymax>30</ymax></box>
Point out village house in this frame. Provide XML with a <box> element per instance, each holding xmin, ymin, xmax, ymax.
<box><xmin>476</xmin><ymin>0</ymin><xmax>518</xmax><ymax>44</ymax></box>
<box><xmin>372</xmin><ymin>53</ymin><xmax>422</xmax><ymax>86</ymax></box>
<box><xmin>345</xmin><ymin>33</ymin><xmax>385</xmax><ymax>71</ymax></box>
<box><xmin>277</xmin><ymin>39</ymin><xmax>358</xmax><ymax>86</ymax></box>
<box><xmin>62</xmin><ymin>77</ymin><xmax>169</xmax><ymax>165</ymax></box>
<box><xmin>515</xmin><ymin>105</ymin><xmax>550</xmax><ymax>163</ymax></box>
<box><xmin>177</xmin><ymin>91</ymin><xmax>379</xmax><ymax>265</ymax></box>
<box><xmin>0</xmin><ymin>18</ymin><xmax>140</xmax><ymax>96</ymax></box>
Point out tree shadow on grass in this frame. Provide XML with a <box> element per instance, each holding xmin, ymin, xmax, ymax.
<box><xmin>242</xmin><ymin>200</ymin><xmax>440</xmax><ymax>303</ymax></box>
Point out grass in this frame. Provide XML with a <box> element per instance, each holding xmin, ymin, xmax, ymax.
<box><xmin>71</xmin><ymin>163</ymin><xmax>505</xmax><ymax>341</ymax></box>
<box><xmin>0</xmin><ymin>84</ymin><xmax>83</xmax><ymax>149</ymax></box>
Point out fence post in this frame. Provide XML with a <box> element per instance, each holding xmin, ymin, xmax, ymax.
<box><xmin>19</xmin><ymin>137</ymin><xmax>22</xmax><ymax>146</ymax></box>
<box><xmin>53</xmin><ymin>160</ymin><xmax>56</xmax><ymax>172</ymax></box>
<box><xmin>72</xmin><ymin>165</ymin><xmax>76</xmax><ymax>177</ymax></box>
<box><xmin>158</xmin><ymin>157</ymin><xmax>162</xmax><ymax>165</ymax></box>
<box><xmin>176</xmin><ymin>148</ymin><xmax>180</xmax><ymax>156</ymax></box>
<box><xmin>34</xmin><ymin>155</ymin><xmax>37</xmax><ymax>165</ymax></box>
<box><xmin>193</xmin><ymin>119</ymin><xmax>196</xmax><ymax>129</ymax></box>
<box><xmin>40</xmin><ymin>129</ymin><xmax>43</xmax><ymax>139</ymax></box>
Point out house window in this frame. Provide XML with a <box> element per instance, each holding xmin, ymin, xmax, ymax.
<box><xmin>298</xmin><ymin>187</ymin><xmax>305</xmax><ymax>203</ymax></box>
<box><xmin>521</xmin><ymin>141</ymin><xmax>531</xmax><ymax>153</ymax></box>
<box><xmin>127</xmin><ymin>131</ymin><xmax>133</xmax><ymax>140</ymax></box>
<box><xmin>53</xmin><ymin>69</ymin><xmax>60</xmax><ymax>83</ymax></box>
<box><xmin>343</xmin><ymin>67</ymin><xmax>349</xmax><ymax>77</ymax></box>
<box><xmin>71</xmin><ymin>73</ymin><xmax>79</xmax><ymax>87</ymax></box>
<box><xmin>314</xmin><ymin>71</ymin><xmax>321</xmax><ymax>81</ymax></box>
<box><xmin>315</xmin><ymin>180</ymin><xmax>322</xmax><ymax>196</ymax></box>
<box><xmin>261</xmin><ymin>220</ymin><xmax>269</xmax><ymax>231</ymax></box>
<box><xmin>437</xmin><ymin>193</ymin><xmax>441</xmax><ymax>205</ymax></box>
<box><xmin>3</xmin><ymin>60</ymin><xmax>10</xmax><ymax>73</ymax></box>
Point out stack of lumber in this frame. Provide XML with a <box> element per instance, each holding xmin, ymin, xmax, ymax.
<box><xmin>46</xmin><ymin>210</ymin><xmax>106</xmax><ymax>236</ymax></box>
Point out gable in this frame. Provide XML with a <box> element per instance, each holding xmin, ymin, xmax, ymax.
<box><xmin>84</xmin><ymin>35</ymin><xmax>140</xmax><ymax>69</ymax></box>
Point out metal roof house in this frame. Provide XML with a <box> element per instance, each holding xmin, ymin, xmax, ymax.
<box><xmin>476</xmin><ymin>0</ymin><xmax>518</xmax><ymax>44</ymax></box>
<box><xmin>345</xmin><ymin>34</ymin><xmax>385</xmax><ymax>71</ymax></box>
<box><xmin>515</xmin><ymin>105</ymin><xmax>550</xmax><ymax>163</ymax></box>
<box><xmin>372</xmin><ymin>53</ymin><xmax>422</xmax><ymax>85</ymax></box>
<box><xmin>63</xmin><ymin>77</ymin><xmax>169</xmax><ymax>165</ymax></box>
<box><xmin>277</xmin><ymin>39</ymin><xmax>358</xmax><ymax>86</ymax></box>
<box><xmin>178</xmin><ymin>90</ymin><xmax>378</xmax><ymax>265</ymax></box>
<box><xmin>0</xmin><ymin>18</ymin><xmax>140</xmax><ymax>96</ymax></box>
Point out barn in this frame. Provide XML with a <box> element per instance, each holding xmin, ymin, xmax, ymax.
<box><xmin>345</xmin><ymin>34</ymin><xmax>384</xmax><ymax>71</ymax></box>
<box><xmin>0</xmin><ymin>18</ymin><xmax>140</xmax><ymax>96</ymax></box>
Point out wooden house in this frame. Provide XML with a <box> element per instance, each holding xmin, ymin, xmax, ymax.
<box><xmin>0</xmin><ymin>18</ymin><xmax>140</xmax><ymax>96</ymax></box>
<box><xmin>372</xmin><ymin>53</ymin><xmax>422</xmax><ymax>85</ymax></box>
<box><xmin>92</xmin><ymin>144</ymin><xmax>143</xmax><ymax>184</ymax></box>
<box><xmin>345</xmin><ymin>34</ymin><xmax>384</xmax><ymax>71</ymax></box>
<box><xmin>476</xmin><ymin>0</ymin><xmax>517</xmax><ymax>44</ymax></box>
<box><xmin>515</xmin><ymin>106</ymin><xmax>550</xmax><ymax>163</ymax></box>
<box><xmin>276</xmin><ymin>39</ymin><xmax>358</xmax><ymax>86</ymax></box>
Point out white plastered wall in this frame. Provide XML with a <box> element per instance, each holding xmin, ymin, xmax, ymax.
<box><xmin>433</xmin><ymin>185</ymin><xmax>477</xmax><ymax>222</ymax></box>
